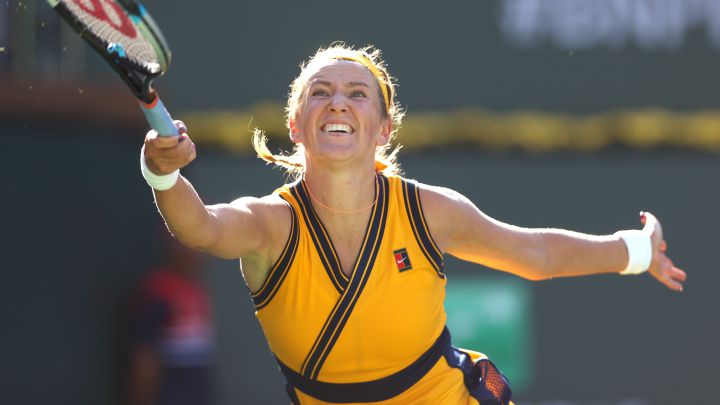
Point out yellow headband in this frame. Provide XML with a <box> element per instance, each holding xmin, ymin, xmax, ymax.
<box><xmin>333</xmin><ymin>53</ymin><xmax>391</xmax><ymax>113</ymax></box>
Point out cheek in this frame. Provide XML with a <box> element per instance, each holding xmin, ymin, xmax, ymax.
<box><xmin>355</xmin><ymin>101</ymin><xmax>382</xmax><ymax>122</ymax></box>
<box><xmin>300</xmin><ymin>99</ymin><xmax>325</xmax><ymax>117</ymax></box>
<box><xmin>294</xmin><ymin>104</ymin><xmax>318</xmax><ymax>130</ymax></box>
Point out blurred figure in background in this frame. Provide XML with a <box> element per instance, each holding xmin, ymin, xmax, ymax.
<box><xmin>126</xmin><ymin>237</ymin><xmax>214</xmax><ymax>405</ymax></box>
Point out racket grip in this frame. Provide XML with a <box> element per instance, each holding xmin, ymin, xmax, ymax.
<box><xmin>139</xmin><ymin>95</ymin><xmax>180</xmax><ymax>137</ymax></box>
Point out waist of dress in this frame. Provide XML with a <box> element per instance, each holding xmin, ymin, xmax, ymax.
<box><xmin>277</xmin><ymin>326</ymin><xmax>451</xmax><ymax>403</ymax></box>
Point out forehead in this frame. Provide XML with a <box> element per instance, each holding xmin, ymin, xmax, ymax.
<box><xmin>306</xmin><ymin>59</ymin><xmax>376</xmax><ymax>86</ymax></box>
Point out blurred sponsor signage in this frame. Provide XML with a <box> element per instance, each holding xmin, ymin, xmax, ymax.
<box><xmin>445</xmin><ymin>277</ymin><xmax>533</xmax><ymax>393</ymax></box>
<box><xmin>501</xmin><ymin>0</ymin><xmax>720</xmax><ymax>50</ymax></box>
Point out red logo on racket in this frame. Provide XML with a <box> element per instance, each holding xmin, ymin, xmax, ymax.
<box><xmin>68</xmin><ymin>0</ymin><xmax>137</xmax><ymax>39</ymax></box>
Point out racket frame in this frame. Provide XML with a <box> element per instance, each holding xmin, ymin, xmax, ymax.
<box><xmin>48</xmin><ymin>0</ymin><xmax>179</xmax><ymax>136</ymax></box>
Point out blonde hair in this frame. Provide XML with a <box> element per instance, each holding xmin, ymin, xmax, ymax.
<box><xmin>253</xmin><ymin>43</ymin><xmax>405</xmax><ymax>179</ymax></box>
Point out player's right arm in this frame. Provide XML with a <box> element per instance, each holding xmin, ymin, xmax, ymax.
<box><xmin>142</xmin><ymin>126</ymin><xmax>280</xmax><ymax>261</ymax></box>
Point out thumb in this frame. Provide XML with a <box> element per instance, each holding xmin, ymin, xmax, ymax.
<box><xmin>640</xmin><ymin>211</ymin><xmax>663</xmax><ymax>248</ymax></box>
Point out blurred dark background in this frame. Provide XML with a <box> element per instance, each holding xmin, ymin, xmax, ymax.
<box><xmin>1</xmin><ymin>0</ymin><xmax>718</xmax><ymax>404</ymax></box>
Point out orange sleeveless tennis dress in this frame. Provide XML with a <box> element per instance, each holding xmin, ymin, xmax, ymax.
<box><xmin>251</xmin><ymin>174</ymin><xmax>513</xmax><ymax>404</ymax></box>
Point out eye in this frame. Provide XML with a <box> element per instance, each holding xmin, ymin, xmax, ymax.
<box><xmin>350</xmin><ymin>89</ymin><xmax>367</xmax><ymax>98</ymax></box>
<box><xmin>311</xmin><ymin>89</ymin><xmax>330</xmax><ymax>97</ymax></box>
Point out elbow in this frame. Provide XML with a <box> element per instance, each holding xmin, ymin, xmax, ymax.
<box><xmin>186</xmin><ymin>239</ymin><xmax>213</xmax><ymax>254</ymax></box>
<box><xmin>166</xmin><ymin>213</ymin><xmax>223</xmax><ymax>254</ymax></box>
<box><xmin>519</xmin><ymin>269</ymin><xmax>552</xmax><ymax>282</ymax></box>
<box><xmin>517</xmin><ymin>245</ymin><xmax>554</xmax><ymax>281</ymax></box>
<box><xmin>166</xmin><ymin>228</ymin><xmax>216</xmax><ymax>256</ymax></box>
<box><xmin>179</xmin><ymin>238</ymin><xmax>233</xmax><ymax>260</ymax></box>
<box><xmin>187</xmin><ymin>233</ymin><xmax>228</xmax><ymax>258</ymax></box>
<box><xmin>500</xmin><ymin>263</ymin><xmax>551</xmax><ymax>281</ymax></box>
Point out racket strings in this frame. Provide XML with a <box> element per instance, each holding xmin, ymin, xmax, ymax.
<box><xmin>63</xmin><ymin>0</ymin><xmax>161</xmax><ymax>73</ymax></box>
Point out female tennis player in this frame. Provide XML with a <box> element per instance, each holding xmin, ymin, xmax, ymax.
<box><xmin>139</xmin><ymin>44</ymin><xmax>686</xmax><ymax>405</ymax></box>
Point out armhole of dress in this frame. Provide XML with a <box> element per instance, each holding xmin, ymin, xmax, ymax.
<box><xmin>401</xmin><ymin>178</ymin><xmax>445</xmax><ymax>278</ymax></box>
<box><xmin>251</xmin><ymin>196</ymin><xmax>300</xmax><ymax>310</ymax></box>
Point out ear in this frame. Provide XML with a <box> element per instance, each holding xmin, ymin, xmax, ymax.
<box><xmin>375</xmin><ymin>119</ymin><xmax>392</xmax><ymax>146</ymax></box>
<box><xmin>289</xmin><ymin>117</ymin><xmax>302</xmax><ymax>144</ymax></box>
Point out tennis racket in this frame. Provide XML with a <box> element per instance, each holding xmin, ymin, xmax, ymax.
<box><xmin>47</xmin><ymin>0</ymin><xmax>178</xmax><ymax>136</ymax></box>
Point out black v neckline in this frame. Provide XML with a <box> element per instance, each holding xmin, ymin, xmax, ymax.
<box><xmin>291</xmin><ymin>173</ymin><xmax>387</xmax><ymax>293</ymax></box>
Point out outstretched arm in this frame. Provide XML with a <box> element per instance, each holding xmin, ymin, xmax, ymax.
<box><xmin>421</xmin><ymin>185</ymin><xmax>686</xmax><ymax>290</ymax></box>
<box><xmin>142</xmin><ymin>122</ymin><xmax>281</xmax><ymax>260</ymax></box>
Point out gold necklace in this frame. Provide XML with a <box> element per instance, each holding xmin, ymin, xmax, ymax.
<box><xmin>304</xmin><ymin>177</ymin><xmax>378</xmax><ymax>215</ymax></box>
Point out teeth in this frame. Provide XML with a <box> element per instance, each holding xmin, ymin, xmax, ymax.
<box><xmin>324</xmin><ymin>123</ymin><xmax>353</xmax><ymax>133</ymax></box>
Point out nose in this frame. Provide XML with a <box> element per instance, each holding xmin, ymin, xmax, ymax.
<box><xmin>328</xmin><ymin>93</ymin><xmax>348</xmax><ymax>112</ymax></box>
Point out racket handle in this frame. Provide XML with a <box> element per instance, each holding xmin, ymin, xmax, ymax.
<box><xmin>139</xmin><ymin>94</ymin><xmax>179</xmax><ymax>137</ymax></box>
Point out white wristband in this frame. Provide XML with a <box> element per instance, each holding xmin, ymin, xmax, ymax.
<box><xmin>140</xmin><ymin>145</ymin><xmax>179</xmax><ymax>191</ymax></box>
<box><xmin>615</xmin><ymin>229</ymin><xmax>652</xmax><ymax>275</ymax></box>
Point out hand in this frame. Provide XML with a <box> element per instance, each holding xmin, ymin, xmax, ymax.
<box><xmin>143</xmin><ymin>120</ymin><xmax>196</xmax><ymax>175</ymax></box>
<box><xmin>641</xmin><ymin>211</ymin><xmax>687</xmax><ymax>292</ymax></box>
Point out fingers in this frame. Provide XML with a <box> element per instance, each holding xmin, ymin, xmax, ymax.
<box><xmin>144</xmin><ymin>121</ymin><xmax>188</xmax><ymax>144</ymax></box>
<box><xmin>174</xmin><ymin>120</ymin><xmax>188</xmax><ymax>134</ymax></box>
<box><xmin>669</xmin><ymin>268</ymin><xmax>687</xmax><ymax>288</ymax></box>
<box><xmin>652</xmin><ymin>256</ymin><xmax>686</xmax><ymax>292</ymax></box>
<box><xmin>659</xmin><ymin>275</ymin><xmax>684</xmax><ymax>292</ymax></box>
<box><xmin>638</xmin><ymin>211</ymin><xmax>686</xmax><ymax>292</ymax></box>
<box><xmin>667</xmin><ymin>259</ymin><xmax>687</xmax><ymax>282</ymax></box>
<box><xmin>143</xmin><ymin>122</ymin><xmax>196</xmax><ymax>175</ymax></box>
<box><xmin>148</xmin><ymin>134</ymin><xmax>194</xmax><ymax>157</ymax></box>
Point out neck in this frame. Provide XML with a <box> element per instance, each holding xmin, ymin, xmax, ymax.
<box><xmin>304</xmin><ymin>162</ymin><xmax>377</xmax><ymax>215</ymax></box>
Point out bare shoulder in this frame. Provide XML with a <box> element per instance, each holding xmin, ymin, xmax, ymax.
<box><xmin>230</xmin><ymin>193</ymin><xmax>293</xmax><ymax>247</ymax></box>
<box><xmin>414</xmin><ymin>182</ymin><xmax>477</xmax><ymax>251</ymax></box>
<box><xmin>257</xmin><ymin>193</ymin><xmax>293</xmax><ymax>231</ymax></box>
<box><xmin>202</xmin><ymin>193</ymin><xmax>293</xmax><ymax>259</ymax></box>
<box><xmin>415</xmin><ymin>183</ymin><xmax>468</xmax><ymax>208</ymax></box>
<box><xmin>229</xmin><ymin>193</ymin><xmax>291</xmax><ymax>217</ymax></box>
<box><xmin>228</xmin><ymin>193</ymin><xmax>294</xmax><ymax>292</ymax></box>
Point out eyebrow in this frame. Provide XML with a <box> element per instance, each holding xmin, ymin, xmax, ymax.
<box><xmin>310</xmin><ymin>80</ymin><xmax>370</xmax><ymax>88</ymax></box>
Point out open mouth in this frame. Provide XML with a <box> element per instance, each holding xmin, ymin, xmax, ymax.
<box><xmin>321</xmin><ymin>123</ymin><xmax>355</xmax><ymax>134</ymax></box>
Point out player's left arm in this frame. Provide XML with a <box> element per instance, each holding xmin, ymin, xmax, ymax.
<box><xmin>420</xmin><ymin>184</ymin><xmax>686</xmax><ymax>291</ymax></box>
